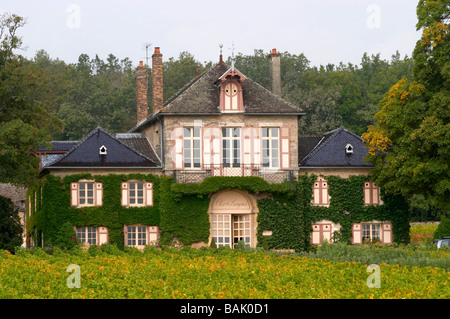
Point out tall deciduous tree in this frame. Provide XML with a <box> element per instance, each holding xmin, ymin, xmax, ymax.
<box><xmin>0</xmin><ymin>14</ymin><xmax>63</xmax><ymax>187</ymax></box>
<box><xmin>362</xmin><ymin>0</ymin><xmax>449</xmax><ymax>212</ymax></box>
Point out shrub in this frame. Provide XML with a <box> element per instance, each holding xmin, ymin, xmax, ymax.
<box><xmin>0</xmin><ymin>195</ymin><xmax>23</xmax><ymax>253</ymax></box>
<box><xmin>434</xmin><ymin>217</ymin><xmax>450</xmax><ymax>239</ymax></box>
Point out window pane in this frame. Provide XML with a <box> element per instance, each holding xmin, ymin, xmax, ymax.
<box><xmin>271</xmin><ymin>128</ymin><xmax>279</xmax><ymax>137</ymax></box>
<box><xmin>193</xmin><ymin>128</ymin><xmax>200</xmax><ymax>137</ymax></box>
<box><xmin>183</xmin><ymin>128</ymin><xmax>191</xmax><ymax>138</ymax></box>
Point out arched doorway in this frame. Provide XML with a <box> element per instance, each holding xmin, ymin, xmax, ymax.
<box><xmin>209</xmin><ymin>190</ymin><xmax>257</xmax><ymax>248</ymax></box>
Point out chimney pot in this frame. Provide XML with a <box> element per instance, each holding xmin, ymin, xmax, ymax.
<box><xmin>154</xmin><ymin>47</ymin><xmax>160</xmax><ymax>54</ymax></box>
<box><xmin>139</xmin><ymin>61</ymin><xmax>143</xmax><ymax>66</ymax></box>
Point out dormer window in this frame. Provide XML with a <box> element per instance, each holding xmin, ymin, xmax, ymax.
<box><xmin>99</xmin><ymin>145</ymin><xmax>107</xmax><ymax>155</ymax></box>
<box><xmin>345</xmin><ymin>144</ymin><xmax>353</xmax><ymax>154</ymax></box>
<box><xmin>217</xmin><ymin>68</ymin><xmax>246</xmax><ymax>112</ymax></box>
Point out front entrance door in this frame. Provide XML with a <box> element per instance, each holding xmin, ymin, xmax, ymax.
<box><xmin>211</xmin><ymin>214</ymin><xmax>251</xmax><ymax>248</ymax></box>
<box><xmin>233</xmin><ymin>215</ymin><xmax>251</xmax><ymax>246</ymax></box>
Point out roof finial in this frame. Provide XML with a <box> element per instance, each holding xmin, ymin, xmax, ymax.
<box><xmin>219</xmin><ymin>43</ymin><xmax>223</xmax><ymax>64</ymax></box>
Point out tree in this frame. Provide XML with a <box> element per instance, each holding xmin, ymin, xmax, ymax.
<box><xmin>0</xmin><ymin>195</ymin><xmax>23</xmax><ymax>253</ymax></box>
<box><xmin>0</xmin><ymin>13</ymin><xmax>63</xmax><ymax>187</ymax></box>
<box><xmin>362</xmin><ymin>0</ymin><xmax>450</xmax><ymax>212</ymax></box>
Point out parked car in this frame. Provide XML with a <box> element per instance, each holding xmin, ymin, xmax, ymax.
<box><xmin>433</xmin><ymin>237</ymin><xmax>450</xmax><ymax>249</ymax></box>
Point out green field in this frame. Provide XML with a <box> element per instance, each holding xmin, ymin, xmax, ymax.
<box><xmin>0</xmin><ymin>241</ymin><xmax>449</xmax><ymax>299</ymax></box>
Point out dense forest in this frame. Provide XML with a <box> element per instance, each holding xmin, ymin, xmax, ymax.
<box><xmin>22</xmin><ymin>48</ymin><xmax>413</xmax><ymax>140</ymax></box>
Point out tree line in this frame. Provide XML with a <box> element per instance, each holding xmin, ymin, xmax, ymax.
<box><xmin>21</xmin><ymin>47</ymin><xmax>414</xmax><ymax>141</ymax></box>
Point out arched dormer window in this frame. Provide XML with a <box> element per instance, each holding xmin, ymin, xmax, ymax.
<box><xmin>217</xmin><ymin>68</ymin><xmax>246</xmax><ymax>112</ymax></box>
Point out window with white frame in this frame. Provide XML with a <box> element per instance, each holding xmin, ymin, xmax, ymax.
<box><xmin>362</xmin><ymin>223</ymin><xmax>381</xmax><ymax>242</ymax></box>
<box><xmin>71</xmin><ymin>181</ymin><xmax>103</xmax><ymax>207</ymax></box>
<box><xmin>183</xmin><ymin>127</ymin><xmax>201</xmax><ymax>168</ymax></box>
<box><xmin>222</xmin><ymin>127</ymin><xmax>241</xmax><ymax>168</ymax></box>
<box><xmin>121</xmin><ymin>181</ymin><xmax>153</xmax><ymax>207</ymax></box>
<box><xmin>124</xmin><ymin>225</ymin><xmax>159</xmax><ymax>248</ymax></box>
<box><xmin>76</xmin><ymin>226</ymin><xmax>97</xmax><ymax>245</ymax></box>
<box><xmin>262</xmin><ymin>127</ymin><xmax>279</xmax><ymax>168</ymax></box>
<box><xmin>79</xmin><ymin>182</ymin><xmax>94</xmax><ymax>206</ymax></box>
<box><xmin>75</xmin><ymin>226</ymin><xmax>109</xmax><ymax>246</ymax></box>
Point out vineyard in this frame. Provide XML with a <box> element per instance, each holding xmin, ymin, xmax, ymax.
<box><xmin>0</xmin><ymin>227</ymin><xmax>449</xmax><ymax>299</ymax></box>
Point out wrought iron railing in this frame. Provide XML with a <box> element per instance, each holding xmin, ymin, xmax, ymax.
<box><xmin>173</xmin><ymin>164</ymin><xmax>294</xmax><ymax>184</ymax></box>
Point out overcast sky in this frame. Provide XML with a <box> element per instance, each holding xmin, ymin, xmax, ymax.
<box><xmin>1</xmin><ymin>0</ymin><xmax>421</xmax><ymax>68</ymax></box>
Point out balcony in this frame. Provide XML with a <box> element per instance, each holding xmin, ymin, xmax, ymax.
<box><xmin>173</xmin><ymin>164</ymin><xmax>294</xmax><ymax>184</ymax></box>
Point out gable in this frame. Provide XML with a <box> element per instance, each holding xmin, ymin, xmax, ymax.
<box><xmin>46</xmin><ymin>128</ymin><xmax>159</xmax><ymax>168</ymax></box>
<box><xmin>299</xmin><ymin>127</ymin><xmax>373</xmax><ymax>167</ymax></box>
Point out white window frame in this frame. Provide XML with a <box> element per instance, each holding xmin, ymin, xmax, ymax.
<box><xmin>261</xmin><ymin>127</ymin><xmax>280</xmax><ymax>169</ymax></box>
<box><xmin>76</xmin><ymin>226</ymin><xmax>97</xmax><ymax>245</ymax></box>
<box><xmin>362</xmin><ymin>223</ymin><xmax>381</xmax><ymax>242</ymax></box>
<box><xmin>78</xmin><ymin>182</ymin><xmax>95</xmax><ymax>206</ymax></box>
<box><xmin>128</xmin><ymin>182</ymin><xmax>145</xmax><ymax>206</ymax></box>
<box><xmin>183</xmin><ymin>127</ymin><xmax>202</xmax><ymax>169</ymax></box>
<box><xmin>124</xmin><ymin>225</ymin><xmax>159</xmax><ymax>249</ymax></box>
<box><xmin>222</xmin><ymin>127</ymin><xmax>241</xmax><ymax>168</ymax></box>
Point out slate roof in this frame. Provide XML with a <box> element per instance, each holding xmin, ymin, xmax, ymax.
<box><xmin>37</xmin><ymin>141</ymin><xmax>79</xmax><ymax>153</ymax></box>
<box><xmin>43</xmin><ymin>127</ymin><xmax>160</xmax><ymax>169</ymax></box>
<box><xmin>130</xmin><ymin>62</ymin><xmax>304</xmax><ymax>132</ymax></box>
<box><xmin>299</xmin><ymin>127</ymin><xmax>373</xmax><ymax>167</ymax></box>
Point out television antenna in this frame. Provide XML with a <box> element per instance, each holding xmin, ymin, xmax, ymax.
<box><xmin>143</xmin><ymin>42</ymin><xmax>152</xmax><ymax>66</ymax></box>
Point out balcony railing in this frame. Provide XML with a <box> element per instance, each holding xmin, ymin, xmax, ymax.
<box><xmin>173</xmin><ymin>164</ymin><xmax>294</xmax><ymax>184</ymax></box>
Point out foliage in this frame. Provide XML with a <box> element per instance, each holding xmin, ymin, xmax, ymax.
<box><xmin>0</xmin><ymin>247</ymin><xmax>448</xmax><ymax>299</ymax></box>
<box><xmin>0</xmin><ymin>195</ymin><xmax>23</xmax><ymax>253</ymax></box>
<box><xmin>434</xmin><ymin>217</ymin><xmax>450</xmax><ymax>239</ymax></box>
<box><xmin>362</xmin><ymin>0</ymin><xmax>450</xmax><ymax>212</ymax></box>
<box><xmin>0</xmin><ymin>14</ymin><xmax>63</xmax><ymax>187</ymax></box>
<box><xmin>315</xmin><ymin>241</ymin><xmax>450</xmax><ymax>271</ymax></box>
<box><xmin>410</xmin><ymin>223</ymin><xmax>438</xmax><ymax>242</ymax></box>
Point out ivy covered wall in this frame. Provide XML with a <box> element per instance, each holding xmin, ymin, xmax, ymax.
<box><xmin>27</xmin><ymin>173</ymin><xmax>410</xmax><ymax>250</ymax></box>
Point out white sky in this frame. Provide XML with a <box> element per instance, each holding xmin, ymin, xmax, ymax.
<box><xmin>1</xmin><ymin>0</ymin><xmax>421</xmax><ymax>68</ymax></box>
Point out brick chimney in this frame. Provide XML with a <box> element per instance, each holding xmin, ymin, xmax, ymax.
<box><xmin>136</xmin><ymin>61</ymin><xmax>148</xmax><ymax>123</ymax></box>
<box><xmin>269</xmin><ymin>48</ymin><xmax>281</xmax><ymax>97</ymax></box>
<box><xmin>152</xmin><ymin>47</ymin><xmax>163</xmax><ymax>114</ymax></box>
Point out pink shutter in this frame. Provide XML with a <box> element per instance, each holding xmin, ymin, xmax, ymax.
<box><xmin>121</xmin><ymin>182</ymin><xmax>128</xmax><ymax>206</ymax></box>
<box><xmin>382</xmin><ymin>223</ymin><xmax>392</xmax><ymax>244</ymax></box>
<box><xmin>313</xmin><ymin>179</ymin><xmax>329</xmax><ymax>206</ymax></box>
<box><xmin>280</xmin><ymin>126</ymin><xmax>290</xmax><ymax>169</ymax></box>
<box><xmin>203</xmin><ymin>127</ymin><xmax>212</xmax><ymax>167</ymax></box>
<box><xmin>145</xmin><ymin>183</ymin><xmax>153</xmax><ymax>206</ymax></box>
<box><xmin>71</xmin><ymin>183</ymin><xmax>78</xmax><ymax>207</ymax></box>
<box><xmin>242</xmin><ymin>127</ymin><xmax>253</xmax><ymax>166</ymax></box>
<box><xmin>147</xmin><ymin>226</ymin><xmax>159</xmax><ymax>246</ymax></box>
<box><xmin>253</xmin><ymin>127</ymin><xmax>261</xmax><ymax>167</ymax></box>
<box><xmin>352</xmin><ymin>223</ymin><xmax>362</xmax><ymax>244</ymax></box>
<box><xmin>98</xmin><ymin>227</ymin><xmax>109</xmax><ymax>245</ymax></box>
<box><xmin>311</xmin><ymin>224</ymin><xmax>321</xmax><ymax>245</ymax></box>
<box><xmin>123</xmin><ymin>225</ymin><xmax>128</xmax><ymax>247</ymax></box>
<box><xmin>95</xmin><ymin>182</ymin><xmax>103</xmax><ymax>206</ymax></box>
<box><xmin>172</xmin><ymin>127</ymin><xmax>184</xmax><ymax>170</ymax></box>
<box><xmin>211</xmin><ymin>127</ymin><xmax>222</xmax><ymax>167</ymax></box>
